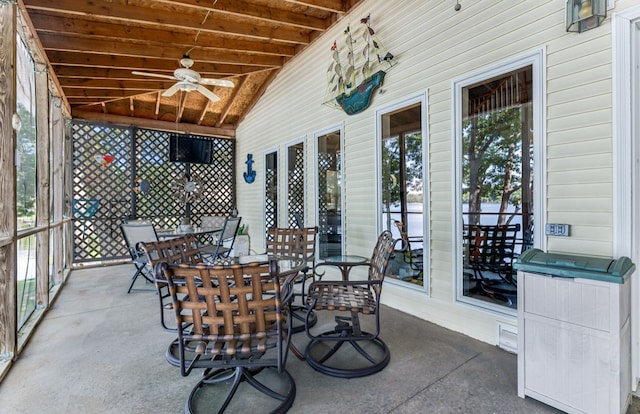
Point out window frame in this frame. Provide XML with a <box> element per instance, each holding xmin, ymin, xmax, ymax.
<box><xmin>452</xmin><ymin>48</ymin><xmax>546</xmax><ymax>315</ymax></box>
<box><xmin>375</xmin><ymin>91</ymin><xmax>429</xmax><ymax>293</ymax></box>
<box><xmin>314</xmin><ymin>123</ymin><xmax>344</xmax><ymax>259</ymax></box>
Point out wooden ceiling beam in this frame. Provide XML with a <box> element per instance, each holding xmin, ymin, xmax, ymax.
<box><xmin>63</xmin><ymin>89</ymin><xmax>154</xmax><ymax>98</ymax></box>
<box><xmin>39</xmin><ymin>34</ymin><xmax>284</xmax><ymax>68</ymax></box>
<box><xmin>59</xmin><ymin>79</ymin><xmax>176</xmax><ymax>90</ymax></box>
<box><xmin>215</xmin><ymin>76</ymin><xmax>247</xmax><ymax>128</ymax></box>
<box><xmin>22</xmin><ymin>0</ymin><xmax>312</xmax><ymax>44</ymax></box>
<box><xmin>29</xmin><ymin>12</ymin><xmax>297</xmax><ymax>57</ymax></box>
<box><xmin>155</xmin><ymin>91</ymin><xmax>162</xmax><ymax>120</ymax></box>
<box><xmin>71</xmin><ymin>109</ymin><xmax>236</xmax><ymax>138</ymax></box>
<box><xmin>48</xmin><ymin>53</ymin><xmax>253</xmax><ymax>76</ymax></box>
<box><xmin>284</xmin><ymin>0</ymin><xmax>348</xmax><ymax>13</ymax></box>
<box><xmin>155</xmin><ymin>0</ymin><xmax>329</xmax><ymax>31</ymax></box>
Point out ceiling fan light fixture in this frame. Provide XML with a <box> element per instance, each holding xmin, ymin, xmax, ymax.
<box><xmin>180</xmin><ymin>55</ymin><xmax>194</xmax><ymax>69</ymax></box>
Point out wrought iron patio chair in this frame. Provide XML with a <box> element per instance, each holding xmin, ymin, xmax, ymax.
<box><xmin>266</xmin><ymin>227</ymin><xmax>318</xmax><ymax>338</ymax></box>
<box><xmin>156</xmin><ymin>260</ymin><xmax>296</xmax><ymax>414</ymax></box>
<box><xmin>120</xmin><ymin>221</ymin><xmax>159</xmax><ymax>293</ymax></box>
<box><xmin>199</xmin><ymin>216</ymin><xmax>242</xmax><ymax>260</ymax></box>
<box><xmin>141</xmin><ymin>235</ymin><xmax>203</xmax><ymax>332</ymax></box>
<box><xmin>393</xmin><ymin>220</ymin><xmax>424</xmax><ymax>280</ymax></box>
<box><xmin>304</xmin><ymin>230</ymin><xmax>396</xmax><ymax>378</ymax></box>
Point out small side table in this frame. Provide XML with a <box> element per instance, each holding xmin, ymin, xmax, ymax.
<box><xmin>315</xmin><ymin>255</ymin><xmax>368</xmax><ymax>280</ymax></box>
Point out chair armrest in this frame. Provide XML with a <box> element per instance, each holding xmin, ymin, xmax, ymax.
<box><xmin>309</xmin><ymin>278</ymin><xmax>381</xmax><ymax>289</ymax></box>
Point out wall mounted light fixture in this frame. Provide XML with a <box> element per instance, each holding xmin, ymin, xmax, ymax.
<box><xmin>566</xmin><ymin>0</ymin><xmax>607</xmax><ymax>33</ymax></box>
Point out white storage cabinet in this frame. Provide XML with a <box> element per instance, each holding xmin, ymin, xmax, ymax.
<box><xmin>515</xmin><ymin>249</ymin><xmax>635</xmax><ymax>414</ymax></box>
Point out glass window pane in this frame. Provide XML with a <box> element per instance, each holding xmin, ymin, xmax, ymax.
<box><xmin>265</xmin><ymin>151</ymin><xmax>278</xmax><ymax>233</ymax></box>
<box><xmin>17</xmin><ymin>234</ymin><xmax>37</xmax><ymax>329</ymax></box>
<box><xmin>317</xmin><ymin>131</ymin><xmax>342</xmax><ymax>259</ymax></box>
<box><xmin>380</xmin><ymin>103</ymin><xmax>424</xmax><ymax>285</ymax></box>
<box><xmin>460</xmin><ymin>66</ymin><xmax>534</xmax><ymax>309</ymax></box>
<box><xmin>287</xmin><ymin>143</ymin><xmax>305</xmax><ymax>228</ymax></box>
<box><xmin>16</xmin><ymin>35</ymin><xmax>37</xmax><ymax>231</ymax></box>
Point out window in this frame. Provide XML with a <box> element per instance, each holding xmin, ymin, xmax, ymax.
<box><xmin>265</xmin><ymin>150</ymin><xmax>278</xmax><ymax>234</ymax></box>
<box><xmin>377</xmin><ymin>96</ymin><xmax>427</xmax><ymax>288</ymax></box>
<box><xmin>15</xmin><ymin>33</ymin><xmax>38</xmax><ymax>329</ymax></box>
<box><xmin>316</xmin><ymin>127</ymin><xmax>343</xmax><ymax>259</ymax></box>
<box><xmin>16</xmin><ymin>35</ymin><xmax>37</xmax><ymax>231</ymax></box>
<box><xmin>454</xmin><ymin>50</ymin><xmax>544</xmax><ymax>314</ymax></box>
<box><xmin>286</xmin><ymin>141</ymin><xmax>305</xmax><ymax>228</ymax></box>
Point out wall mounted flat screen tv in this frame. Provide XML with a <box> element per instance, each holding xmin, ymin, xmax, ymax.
<box><xmin>169</xmin><ymin>134</ymin><xmax>213</xmax><ymax>164</ymax></box>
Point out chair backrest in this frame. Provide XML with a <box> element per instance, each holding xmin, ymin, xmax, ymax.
<box><xmin>121</xmin><ymin>222</ymin><xmax>158</xmax><ymax>259</ymax></box>
<box><xmin>141</xmin><ymin>235</ymin><xmax>203</xmax><ymax>271</ymax></box>
<box><xmin>466</xmin><ymin>223</ymin><xmax>520</xmax><ymax>273</ymax></box>
<box><xmin>368</xmin><ymin>230</ymin><xmax>397</xmax><ymax>284</ymax></box>
<box><xmin>266</xmin><ymin>227</ymin><xmax>318</xmax><ymax>268</ymax></box>
<box><xmin>200</xmin><ymin>215</ymin><xmax>225</xmax><ymax>229</ymax></box>
<box><xmin>217</xmin><ymin>216</ymin><xmax>241</xmax><ymax>248</ymax></box>
<box><xmin>157</xmin><ymin>260</ymin><xmax>290</xmax><ymax>376</ymax></box>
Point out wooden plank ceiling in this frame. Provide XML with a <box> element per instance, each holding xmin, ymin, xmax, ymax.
<box><xmin>19</xmin><ymin>0</ymin><xmax>362</xmax><ymax>137</ymax></box>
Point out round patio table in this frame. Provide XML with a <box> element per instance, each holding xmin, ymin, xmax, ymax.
<box><xmin>315</xmin><ymin>255</ymin><xmax>369</xmax><ymax>280</ymax></box>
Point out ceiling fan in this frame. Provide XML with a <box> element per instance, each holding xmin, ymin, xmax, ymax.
<box><xmin>132</xmin><ymin>55</ymin><xmax>234</xmax><ymax>102</ymax></box>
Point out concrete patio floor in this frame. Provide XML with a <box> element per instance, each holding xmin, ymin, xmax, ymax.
<box><xmin>1</xmin><ymin>263</ymin><xmax>639</xmax><ymax>413</ymax></box>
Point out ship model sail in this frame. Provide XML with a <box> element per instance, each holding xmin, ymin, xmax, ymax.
<box><xmin>324</xmin><ymin>15</ymin><xmax>395</xmax><ymax>115</ymax></box>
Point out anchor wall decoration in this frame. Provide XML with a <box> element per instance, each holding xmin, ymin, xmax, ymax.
<box><xmin>243</xmin><ymin>153</ymin><xmax>256</xmax><ymax>183</ymax></box>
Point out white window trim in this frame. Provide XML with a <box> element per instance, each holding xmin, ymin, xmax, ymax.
<box><xmin>451</xmin><ymin>47</ymin><xmax>547</xmax><ymax>317</ymax></box>
<box><xmin>375</xmin><ymin>91</ymin><xmax>430</xmax><ymax>295</ymax></box>
<box><xmin>313</xmin><ymin>123</ymin><xmax>344</xmax><ymax>256</ymax></box>
<box><xmin>284</xmin><ymin>136</ymin><xmax>306</xmax><ymax>228</ymax></box>
<box><xmin>612</xmin><ymin>3</ymin><xmax>640</xmax><ymax>392</ymax></box>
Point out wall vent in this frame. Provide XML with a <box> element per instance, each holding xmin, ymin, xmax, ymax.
<box><xmin>497</xmin><ymin>322</ymin><xmax>518</xmax><ymax>354</ymax></box>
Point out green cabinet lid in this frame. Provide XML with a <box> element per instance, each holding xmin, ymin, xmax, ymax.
<box><xmin>514</xmin><ymin>248</ymin><xmax>635</xmax><ymax>283</ymax></box>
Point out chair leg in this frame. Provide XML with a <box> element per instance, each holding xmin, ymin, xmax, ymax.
<box><xmin>304</xmin><ymin>313</ymin><xmax>390</xmax><ymax>378</ymax></box>
<box><xmin>127</xmin><ymin>264</ymin><xmax>155</xmax><ymax>293</ymax></box>
<box><xmin>186</xmin><ymin>366</ymin><xmax>296</xmax><ymax>414</ymax></box>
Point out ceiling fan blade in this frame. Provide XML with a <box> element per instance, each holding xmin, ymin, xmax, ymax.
<box><xmin>132</xmin><ymin>71</ymin><xmax>176</xmax><ymax>81</ymax></box>
<box><xmin>162</xmin><ymin>83</ymin><xmax>181</xmax><ymax>97</ymax></box>
<box><xmin>196</xmin><ymin>84</ymin><xmax>220</xmax><ymax>102</ymax></box>
<box><xmin>199</xmin><ymin>78</ymin><xmax>234</xmax><ymax>88</ymax></box>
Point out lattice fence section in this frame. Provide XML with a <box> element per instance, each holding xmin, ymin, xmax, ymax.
<box><xmin>190</xmin><ymin>138</ymin><xmax>235</xmax><ymax>226</ymax></box>
<box><xmin>265</xmin><ymin>152</ymin><xmax>278</xmax><ymax>236</ymax></box>
<box><xmin>287</xmin><ymin>144</ymin><xmax>304</xmax><ymax>228</ymax></box>
<box><xmin>71</xmin><ymin>122</ymin><xmax>235</xmax><ymax>263</ymax></box>
<box><xmin>71</xmin><ymin>121</ymin><xmax>132</xmax><ymax>262</ymax></box>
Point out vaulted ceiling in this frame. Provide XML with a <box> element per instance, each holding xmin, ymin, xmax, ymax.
<box><xmin>19</xmin><ymin>0</ymin><xmax>363</xmax><ymax>137</ymax></box>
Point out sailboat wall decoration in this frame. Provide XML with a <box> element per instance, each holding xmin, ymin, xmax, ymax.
<box><xmin>325</xmin><ymin>15</ymin><xmax>395</xmax><ymax>115</ymax></box>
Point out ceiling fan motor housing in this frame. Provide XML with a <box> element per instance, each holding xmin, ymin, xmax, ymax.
<box><xmin>174</xmin><ymin>68</ymin><xmax>201</xmax><ymax>83</ymax></box>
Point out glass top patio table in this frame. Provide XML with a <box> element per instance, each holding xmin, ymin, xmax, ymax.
<box><xmin>156</xmin><ymin>226</ymin><xmax>222</xmax><ymax>239</ymax></box>
<box><xmin>316</xmin><ymin>255</ymin><xmax>369</xmax><ymax>280</ymax></box>
<box><xmin>205</xmin><ymin>254</ymin><xmax>307</xmax><ymax>279</ymax></box>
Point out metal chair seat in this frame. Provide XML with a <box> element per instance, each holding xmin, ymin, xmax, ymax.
<box><xmin>304</xmin><ymin>231</ymin><xmax>396</xmax><ymax>378</ymax></box>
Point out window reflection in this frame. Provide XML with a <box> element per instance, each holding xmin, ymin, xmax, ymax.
<box><xmin>16</xmin><ymin>35</ymin><xmax>37</xmax><ymax>230</ymax></box>
<box><xmin>460</xmin><ymin>66</ymin><xmax>534</xmax><ymax>309</ymax></box>
<box><xmin>317</xmin><ymin>131</ymin><xmax>342</xmax><ymax>259</ymax></box>
<box><xmin>379</xmin><ymin>103</ymin><xmax>424</xmax><ymax>285</ymax></box>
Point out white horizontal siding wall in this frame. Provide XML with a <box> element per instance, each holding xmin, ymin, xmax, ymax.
<box><xmin>236</xmin><ymin>0</ymin><xmax>629</xmax><ymax>345</ymax></box>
